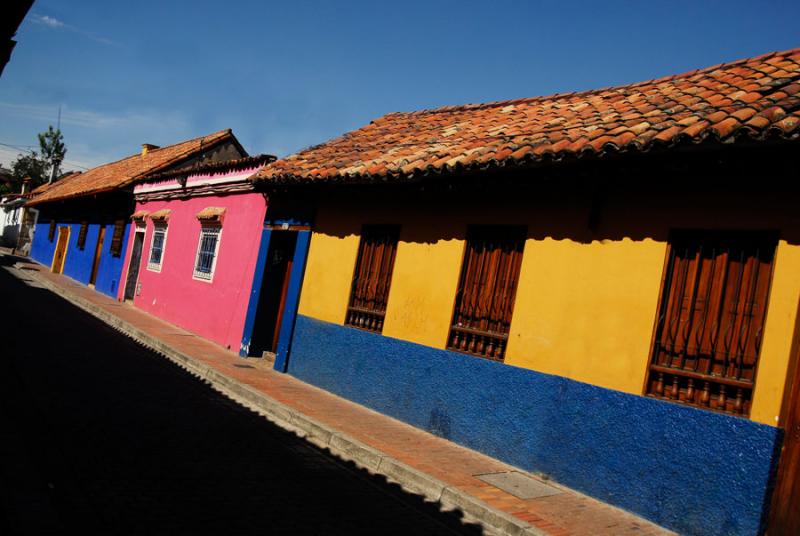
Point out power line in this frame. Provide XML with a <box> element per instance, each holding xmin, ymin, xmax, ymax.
<box><xmin>0</xmin><ymin>142</ymin><xmax>90</xmax><ymax>170</ymax></box>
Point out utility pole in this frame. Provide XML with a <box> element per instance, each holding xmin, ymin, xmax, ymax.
<box><xmin>47</xmin><ymin>106</ymin><xmax>62</xmax><ymax>185</ymax></box>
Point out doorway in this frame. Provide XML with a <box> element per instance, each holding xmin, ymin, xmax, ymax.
<box><xmin>769</xmin><ymin>348</ymin><xmax>800</xmax><ymax>534</ymax></box>
<box><xmin>51</xmin><ymin>226</ymin><xmax>70</xmax><ymax>274</ymax></box>
<box><xmin>123</xmin><ymin>230</ymin><xmax>145</xmax><ymax>301</ymax></box>
<box><xmin>89</xmin><ymin>226</ymin><xmax>106</xmax><ymax>287</ymax></box>
<box><xmin>248</xmin><ymin>231</ymin><xmax>298</xmax><ymax>357</ymax></box>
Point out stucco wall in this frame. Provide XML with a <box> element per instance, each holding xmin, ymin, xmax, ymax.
<box><xmin>29</xmin><ymin>220</ymin><xmax>56</xmax><ymax>266</ymax></box>
<box><xmin>287</xmin><ymin>315</ymin><xmax>781</xmax><ymax>536</ymax></box>
<box><xmin>119</xmin><ymin>192</ymin><xmax>266</xmax><ymax>350</ymax></box>
<box><xmin>297</xmin><ymin>187</ymin><xmax>800</xmax><ymax>427</ymax></box>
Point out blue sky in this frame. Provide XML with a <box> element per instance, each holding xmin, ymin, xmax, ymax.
<box><xmin>1</xmin><ymin>0</ymin><xmax>798</xmax><ymax>172</ymax></box>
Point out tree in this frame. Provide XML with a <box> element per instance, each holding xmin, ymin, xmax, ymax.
<box><xmin>10</xmin><ymin>152</ymin><xmax>47</xmax><ymax>185</ymax></box>
<box><xmin>4</xmin><ymin>125</ymin><xmax>67</xmax><ymax>193</ymax></box>
<box><xmin>38</xmin><ymin>125</ymin><xmax>66</xmax><ymax>182</ymax></box>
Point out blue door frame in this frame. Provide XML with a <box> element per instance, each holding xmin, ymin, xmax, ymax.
<box><xmin>239</xmin><ymin>224</ymin><xmax>311</xmax><ymax>373</ymax></box>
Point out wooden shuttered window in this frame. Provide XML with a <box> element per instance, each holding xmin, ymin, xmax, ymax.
<box><xmin>345</xmin><ymin>225</ymin><xmax>400</xmax><ymax>333</ymax></box>
<box><xmin>109</xmin><ymin>220</ymin><xmax>126</xmax><ymax>257</ymax></box>
<box><xmin>447</xmin><ymin>225</ymin><xmax>526</xmax><ymax>361</ymax></box>
<box><xmin>647</xmin><ymin>231</ymin><xmax>777</xmax><ymax>416</ymax></box>
<box><xmin>76</xmin><ymin>221</ymin><xmax>89</xmax><ymax>250</ymax></box>
<box><xmin>48</xmin><ymin>220</ymin><xmax>56</xmax><ymax>242</ymax></box>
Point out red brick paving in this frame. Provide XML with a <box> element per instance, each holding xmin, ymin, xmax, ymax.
<box><xmin>22</xmin><ymin>261</ymin><xmax>673</xmax><ymax>536</ymax></box>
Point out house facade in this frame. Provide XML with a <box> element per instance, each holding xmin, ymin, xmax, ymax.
<box><xmin>250</xmin><ymin>49</ymin><xmax>800</xmax><ymax>536</ymax></box>
<box><xmin>26</xmin><ymin>129</ymin><xmax>247</xmax><ymax>298</ymax></box>
<box><xmin>118</xmin><ymin>155</ymin><xmax>274</xmax><ymax>351</ymax></box>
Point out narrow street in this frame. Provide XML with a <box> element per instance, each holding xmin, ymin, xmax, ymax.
<box><xmin>0</xmin><ymin>255</ymin><xmax>481</xmax><ymax>535</ymax></box>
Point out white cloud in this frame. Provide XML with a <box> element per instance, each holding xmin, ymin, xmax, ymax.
<box><xmin>0</xmin><ymin>102</ymin><xmax>193</xmax><ymax>171</ymax></box>
<box><xmin>33</xmin><ymin>15</ymin><xmax>64</xmax><ymax>29</ymax></box>
<box><xmin>30</xmin><ymin>12</ymin><xmax>121</xmax><ymax>47</ymax></box>
<box><xmin>0</xmin><ymin>102</ymin><xmax>189</xmax><ymax>132</ymax></box>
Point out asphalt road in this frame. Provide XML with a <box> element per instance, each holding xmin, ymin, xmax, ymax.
<box><xmin>0</xmin><ymin>255</ymin><xmax>483</xmax><ymax>535</ymax></box>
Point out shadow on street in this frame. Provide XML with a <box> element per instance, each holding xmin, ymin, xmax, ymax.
<box><xmin>0</xmin><ymin>254</ymin><xmax>484</xmax><ymax>535</ymax></box>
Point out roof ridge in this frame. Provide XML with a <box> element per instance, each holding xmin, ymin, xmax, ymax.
<box><xmin>375</xmin><ymin>47</ymin><xmax>800</xmax><ymax>119</ymax></box>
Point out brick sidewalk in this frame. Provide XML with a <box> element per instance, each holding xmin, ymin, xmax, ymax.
<box><xmin>11</xmin><ymin>257</ymin><xmax>672</xmax><ymax>536</ymax></box>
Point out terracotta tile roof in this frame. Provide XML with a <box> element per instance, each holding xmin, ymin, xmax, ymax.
<box><xmin>254</xmin><ymin>48</ymin><xmax>800</xmax><ymax>184</ymax></box>
<box><xmin>29</xmin><ymin>129</ymin><xmax>237</xmax><ymax>205</ymax></box>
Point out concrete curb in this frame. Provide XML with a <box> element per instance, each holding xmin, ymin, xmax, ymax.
<box><xmin>20</xmin><ymin>264</ymin><xmax>546</xmax><ymax>536</ymax></box>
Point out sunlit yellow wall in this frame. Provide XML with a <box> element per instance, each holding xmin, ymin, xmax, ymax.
<box><xmin>382</xmin><ymin>232</ymin><xmax>464</xmax><ymax>348</ymax></box>
<box><xmin>751</xmin><ymin>241</ymin><xmax>800</xmax><ymax>425</ymax></box>
<box><xmin>296</xmin><ymin>206</ymin><xmax>360</xmax><ymax>324</ymax></box>
<box><xmin>505</xmin><ymin>238</ymin><xmax>666</xmax><ymax>395</ymax></box>
<box><xmin>295</xmin><ymin>188</ymin><xmax>800</xmax><ymax>426</ymax></box>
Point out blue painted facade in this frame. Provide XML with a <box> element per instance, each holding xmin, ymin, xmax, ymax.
<box><xmin>240</xmin><ymin>226</ymin><xmax>312</xmax><ymax>364</ymax></box>
<box><xmin>29</xmin><ymin>221</ymin><xmax>57</xmax><ymax>268</ymax></box>
<box><xmin>240</xmin><ymin>228</ymin><xmax>273</xmax><ymax>357</ymax></box>
<box><xmin>286</xmin><ymin>315</ymin><xmax>782</xmax><ymax>536</ymax></box>
<box><xmin>28</xmin><ymin>219</ymin><xmax>130</xmax><ymax>298</ymax></box>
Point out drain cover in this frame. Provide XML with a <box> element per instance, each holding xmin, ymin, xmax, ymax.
<box><xmin>233</xmin><ymin>364</ymin><xmax>255</xmax><ymax>369</ymax></box>
<box><xmin>475</xmin><ymin>471</ymin><xmax>562</xmax><ymax>499</ymax></box>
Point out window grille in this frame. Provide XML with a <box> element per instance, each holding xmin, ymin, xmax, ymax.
<box><xmin>147</xmin><ymin>224</ymin><xmax>167</xmax><ymax>271</ymax></box>
<box><xmin>646</xmin><ymin>231</ymin><xmax>777</xmax><ymax>416</ymax></box>
<box><xmin>48</xmin><ymin>220</ymin><xmax>56</xmax><ymax>242</ymax></box>
<box><xmin>77</xmin><ymin>222</ymin><xmax>88</xmax><ymax>250</ymax></box>
<box><xmin>346</xmin><ymin>225</ymin><xmax>400</xmax><ymax>333</ymax></box>
<box><xmin>447</xmin><ymin>225</ymin><xmax>526</xmax><ymax>361</ymax></box>
<box><xmin>109</xmin><ymin>220</ymin><xmax>125</xmax><ymax>257</ymax></box>
<box><xmin>193</xmin><ymin>225</ymin><xmax>221</xmax><ymax>281</ymax></box>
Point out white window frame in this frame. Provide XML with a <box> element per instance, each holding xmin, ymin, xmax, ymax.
<box><xmin>147</xmin><ymin>223</ymin><xmax>168</xmax><ymax>272</ymax></box>
<box><xmin>192</xmin><ymin>224</ymin><xmax>222</xmax><ymax>282</ymax></box>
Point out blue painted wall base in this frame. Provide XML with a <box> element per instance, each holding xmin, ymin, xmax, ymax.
<box><xmin>287</xmin><ymin>315</ymin><xmax>782</xmax><ymax>536</ymax></box>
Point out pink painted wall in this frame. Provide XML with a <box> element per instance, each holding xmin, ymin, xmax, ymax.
<box><xmin>118</xmin><ymin>188</ymin><xmax>266</xmax><ymax>351</ymax></box>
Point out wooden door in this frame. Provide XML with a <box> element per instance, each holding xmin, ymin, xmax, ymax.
<box><xmin>51</xmin><ymin>226</ymin><xmax>70</xmax><ymax>274</ymax></box>
<box><xmin>89</xmin><ymin>226</ymin><xmax>106</xmax><ymax>286</ymax></box>
<box><xmin>769</xmin><ymin>354</ymin><xmax>800</xmax><ymax>534</ymax></box>
<box><xmin>124</xmin><ymin>231</ymin><xmax>145</xmax><ymax>300</ymax></box>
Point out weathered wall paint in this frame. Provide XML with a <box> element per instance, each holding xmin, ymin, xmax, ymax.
<box><xmin>119</xmin><ymin>192</ymin><xmax>266</xmax><ymax>351</ymax></box>
<box><xmin>382</xmin><ymin>233</ymin><xmax>464</xmax><ymax>348</ymax></box>
<box><xmin>92</xmin><ymin>222</ymin><xmax>130</xmax><ymax>298</ymax></box>
<box><xmin>296</xmin><ymin>186</ymin><xmax>800</xmax><ymax>427</ymax></box>
<box><xmin>62</xmin><ymin>223</ymin><xmax>100</xmax><ymax>284</ymax></box>
<box><xmin>296</xmin><ymin>206</ymin><xmax>359</xmax><ymax>325</ymax></box>
<box><xmin>29</xmin><ymin>220</ymin><xmax>57</xmax><ymax>266</ymax></box>
<box><xmin>287</xmin><ymin>315</ymin><xmax>781</xmax><ymax>536</ymax></box>
<box><xmin>506</xmin><ymin>237</ymin><xmax>666</xmax><ymax>395</ymax></box>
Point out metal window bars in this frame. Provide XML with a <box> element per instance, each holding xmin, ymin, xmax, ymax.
<box><xmin>646</xmin><ymin>231</ymin><xmax>777</xmax><ymax>416</ymax></box>
<box><xmin>147</xmin><ymin>225</ymin><xmax>167</xmax><ymax>269</ymax></box>
<box><xmin>193</xmin><ymin>225</ymin><xmax>220</xmax><ymax>280</ymax></box>
<box><xmin>447</xmin><ymin>226</ymin><xmax>526</xmax><ymax>361</ymax></box>
<box><xmin>345</xmin><ymin>225</ymin><xmax>400</xmax><ymax>333</ymax></box>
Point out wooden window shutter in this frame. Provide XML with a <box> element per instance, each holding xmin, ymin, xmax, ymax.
<box><xmin>646</xmin><ymin>231</ymin><xmax>777</xmax><ymax>416</ymax></box>
<box><xmin>109</xmin><ymin>220</ymin><xmax>126</xmax><ymax>257</ymax></box>
<box><xmin>77</xmin><ymin>221</ymin><xmax>89</xmax><ymax>250</ymax></box>
<box><xmin>48</xmin><ymin>220</ymin><xmax>56</xmax><ymax>242</ymax></box>
<box><xmin>345</xmin><ymin>225</ymin><xmax>400</xmax><ymax>333</ymax></box>
<box><xmin>447</xmin><ymin>225</ymin><xmax>526</xmax><ymax>361</ymax></box>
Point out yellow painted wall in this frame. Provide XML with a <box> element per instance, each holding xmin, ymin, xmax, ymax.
<box><xmin>504</xmin><ymin>237</ymin><xmax>666</xmax><ymax>395</ymax></box>
<box><xmin>382</xmin><ymin>233</ymin><xmax>464</xmax><ymax>348</ymax></box>
<box><xmin>296</xmin><ymin>207</ymin><xmax>360</xmax><ymax>325</ymax></box>
<box><xmin>751</xmin><ymin>241</ymin><xmax>800</xmax><ymax>425</ymax></box>
<box><xmin>295</xmin><ymin>188</ymin><xmax>800</xmax><ymax>427</ymax></box>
